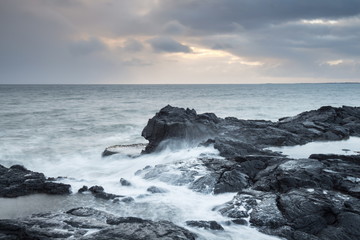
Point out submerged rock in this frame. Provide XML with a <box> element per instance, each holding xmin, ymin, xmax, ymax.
<box><xmin>186</xmin><ymin>220</ymin><xmax>224</xmax><ymax>230</ymax></box>
<box><xmin>102</xmin><ymin>143</ymin><xmax>147</xmax><ymax>157</ymax></box>
<box><xmin>88</xmin><ymin>185</ymin><xmax>123</xmax><ymax>200</ymax></box>
<box><xmin>146</xmin><ymin>186</ymin><xmax>167</xmax><ymax>194</ymax></box>
<box><xmin>0</xmin><ymin>164</ymin><xmax>71</xmax><ymax>198</ymax></box>
<box><xmin>120</xmin><ymin>178</ymin><xmax>132</xmax><ymax>186</ymax></box>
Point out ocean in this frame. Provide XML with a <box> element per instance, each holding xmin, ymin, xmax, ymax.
<box><xmin>1</xmin><ymin>84</ymin><xmax>360</xmax><ymax>240</ymax></box>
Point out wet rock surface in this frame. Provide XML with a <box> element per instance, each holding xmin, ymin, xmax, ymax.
<box><xmin>0</xmin><ymin>164</ymin><xmax>71</xmax><ymax>198</ymax></box>
<box><xmin>143</xmin><ymin>105</ymin><xmax>360</xmax><ymax>156</ymax></box>
<box><xmin>77</xmin><ymin>185</ymin><xmax>124</xmax><ymax>200</ymax></box>
<box><xmin>185</xmin><ymin>220</ymin><xmax>224</xmax><ymax>230</ymax></box>
<box><xmin>0</xmin><ymin>207</ymin><xmax>197</xmax><ymax>240</ymax></box>
<box><xmin>141</xmin><ymin>105</ymin><xmax>360</xmax><ymax>240</ymax></box>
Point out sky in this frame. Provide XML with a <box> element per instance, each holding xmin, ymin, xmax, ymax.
<box><xmin>1</xmin><ymin>0</ymin><xmax>360</xmax><ymax>84</ymax></box>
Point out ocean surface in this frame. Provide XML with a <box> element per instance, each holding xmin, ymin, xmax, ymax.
<box><xmin>1</xmin><ymin>84</ymin><xmax>360</xmax><ymax>240</ymax></box>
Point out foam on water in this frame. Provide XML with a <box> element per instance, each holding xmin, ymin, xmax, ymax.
<box><xmin>268</xmin><ymin>137</ymin><xmax>360</xmax><ymax>159</ymax></box>
<box><xmin>1</xmin><ymin>84</ymin><xmax>360</xmax><ymax>239</ymax></box>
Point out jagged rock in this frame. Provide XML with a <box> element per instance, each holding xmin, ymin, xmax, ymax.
<box><xmin>0</xmin><ymin>164</ymin><xmax>71</xmax><ymax>198</ymax></box>
<box><xmin>189</xmin><ymin>173</ymin><xmax>219</xmax><ymax>194</ymax></box>
<box><xmin>84</xmin><ymin>219</ymin><xmax>197</xmax><ymax>240</ymax></box>
<box><xmin>250</xmin><ymin>194</ymin><xmax>287</xmax><ymax>229</ymax></box>
<box><xmin>216</xmin><ymin>192</ymin><xmax>258</xmax><ymax>219</ymax></box>
<box><xmin>214</xmin><ymin>167</ymin><xmax>249</xmax><ymax>194</ymax></box>
<box><xmin>142</xmin><ymin>105</ymin><xmax>219</xmax><ymax>153</ymax></box>
<box><xmin>139</xmin><ymin>105</ymin><xmax>360</xmax><ymax>240</ymax></box>
<box><xmin>185</xmin><ymin>220</ymin><xmax>224</xmax><ymax>230</ymax></box>
<box><xmin>0</xmin><ymin>207</ymin><xmax>196</xmax><ymax>240</ymax></box>
<box><xmin>142</xmin><ymin>105</ymin><xmax>360</xmax><ymax>156</ymax></box>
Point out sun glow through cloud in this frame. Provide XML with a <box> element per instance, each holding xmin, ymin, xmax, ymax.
<box><xmin>1</xmin><ymin>0</ymin><xmax>360</xmax><ymax>84</ymax></box>
<box><xmin>301</xmin><ymin>19</ymin><xmax>339</xmax><ymax>25</ymax></box>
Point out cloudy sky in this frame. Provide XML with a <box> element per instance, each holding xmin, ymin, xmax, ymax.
<box><xmin>1</xmin><ymin>0</ymin><xmax>360</xmax><ymax>84</ymax></box>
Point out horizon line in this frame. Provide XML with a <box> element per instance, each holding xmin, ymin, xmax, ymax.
<box><xmin>1</xmin><ymin>82</ymin><xmax>360</xmax><ymax>85</ymax></box>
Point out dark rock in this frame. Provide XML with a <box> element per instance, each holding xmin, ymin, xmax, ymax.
<box><xmin>186</xmin><ymin>220</ymin><xmax>224</xmax><ymax>230</ymax></box>
<box><xmin>216</xmin><ymin>192</ymin><xmax>258</xmax><ymax>219</ymax></box>
<box><xmin>78</xmin><ymin>185</ymin><xmax>88</xmax><ymax>193</ymax></box>
<box><xmin>142</xmin><ymin>105</ymin><xmax>219</xmax><ymax>153</ymax></box>
<box><xmin>309</xmin><ymin>154</ymin><xmax>360</xmax><ymax>164</ymax></box>
<box><xmin>253</xmin><ymin>159</ymin><xmax>334</xmax><ymax>193</ymax></box>
<box><xmin>88</xmin><ymin>185</ymin><xmax>123</xmax><ymax>200</ymax></box>
<box><xmin>142</xmin><ymin>105</ymin><xmax>360</xmax><ymax>156</ymax></box>
<box><xmin>232</xmin><ymin>219</ymin><xmax>248</xmax><ymax>225</ymax></box>
<box><xmin>120</xmin><ymin>197</ymin><xmax>135</xmax><ymax>203</ymax></box>
<box><xmin>146</xmin><ymin>186</ymin><xmax>167</xmax><ymax>194</ymax></box>
<box><xmin>0</xmin><ymin>207</ymin><xmax>197</xmax><ymax>240</ymax></box>
<box><xmin>214</xmin><ymin>167</ymin><xmax>249</xmax><ymax>194</ymax></box>
<box><xmin>120</xmin><ymin>178</ymin><xmax>131</xmax><ymax>186</ymax></box>
<box><xmin>0</xmin><ymin>164</ymin><xmax>71</xmax><ymax>198</ymax></box>
<box><xmin>83</xmin><ymin>220</ymin><xmax>197</xmax><ymax>240</ymax></box>
<box><xmin>250</xmin><ymin>194</ymin><xmax>286</xmax><ymax>229</ymax></box>
<box><xmin>189</xmin><ymin>173</ymin><xmax>219</xmax><ymax>194</ymax></box>
<box><xmin>107</xmin><ymin>216</ymin><xmax>147</xmax><ymax>225</ymax></box>
<box><xmin>89</xmin><ymin>185</ymin><xmax>104</xmax><ymax>193</ymax></box>
<box><xmin>102</xmin><ymin>149</ymin><xmax>117</xmax><ymax>157</ymax></box>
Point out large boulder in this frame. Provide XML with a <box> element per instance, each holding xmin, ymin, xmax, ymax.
<box><xmin>142</xmin><ymin>105</ymin><xmax>220</xmax><ymax>153</ymax></box>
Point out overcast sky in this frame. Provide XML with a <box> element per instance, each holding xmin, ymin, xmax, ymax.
<box><xmin>1</xmin><ymin>0</ymin><xmax>360</xmax><ymax>84</ymax></box>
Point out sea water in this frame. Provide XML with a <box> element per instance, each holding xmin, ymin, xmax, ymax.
<box><xmin>1</xmin><ymin>84</ymin><xmax>360</xmax><ymax>239</ymax></box>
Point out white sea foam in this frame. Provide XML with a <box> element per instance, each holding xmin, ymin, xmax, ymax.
<box><xmin>268</xmin><ymin>136</ymin><xmax>360</xmax><ymax>159</ymax></box>
<box><xmin>2</xmin><ymin>84</ymin><xmax>360</xmax><ymax>239</ymax></box>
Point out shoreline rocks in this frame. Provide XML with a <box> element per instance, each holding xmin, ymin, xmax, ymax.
<box><xmin>0</xmin><ymin>164</ymin><xmax>71</xmax><ymax>198</ymax></box>
<box><xmin>0</xmin><ymin>207</ymin><xmax>197</xmax><ymax>240</ymax></box>
<box><xmin>142</xmin><ymin>105</ymin><xmax>360</xmax><ymax>157</ymax></box>
<box><xmin>140</xmin><ymin>105</ymin><xmax>360</xmax><ymax>240</ymax></box>
<box><xmin>2</xmin><ymin>105</ymin><xmax>360</xmax><ymax>240</ymax></box>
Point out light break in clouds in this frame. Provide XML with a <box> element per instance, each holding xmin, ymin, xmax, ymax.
<box><xmin>1</xmin><ymin>0</ymin><xmax>360</xmax><ymax>84</ymax></box>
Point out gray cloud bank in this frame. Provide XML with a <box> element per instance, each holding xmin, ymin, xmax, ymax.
<box><xmin>1</xmin><ymin>0</ymin><xmax>360</xmax><ymax>83</ymax></box>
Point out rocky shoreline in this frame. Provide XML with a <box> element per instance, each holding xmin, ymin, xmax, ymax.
<box><xmin>1</xmin><ymin>105</ymin><xmax>360</xmax><ymax>240</ymax></box>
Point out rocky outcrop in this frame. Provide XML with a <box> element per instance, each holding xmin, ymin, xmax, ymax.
<box><xmin>2</xmin><ymin>105</ymin><xmax>360</xmax><ymax>240</ymax></box>
<box><xmin>210</xmin><ymin>152</ymin><xmax>360</xmax><ymax>239</ymax></box>
<box><xmin>0</xmin><ymin>164</ymin><xmax>71</xmax><ymax>198</ymax></box>
<box><xmin>0</xmin><ymin>207</ymin><xmax>197</xmax><ymax>240</ymax></box>
<box><xmin>217</xmin><ymin>188</ymin><xmax>360</xmax><ymax>240</ymax></box>
<box><xmin>141</xmin><ymin>105</ymin><xmax>360</xmax><ymax>240</ymax></box>
<box><xmin>141</xmin><ymin>105</ymin><xmax>220</xmax><ymax>153</ymax></box>
<box><xmin>142</xmin><ymin>105</ymin><xmax>360</xmax><ymax>156</ymax></box>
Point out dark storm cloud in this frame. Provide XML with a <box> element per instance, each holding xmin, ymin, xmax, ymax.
<box><xmin>163</xmin><ymin>21</ymin><xmax>187</xmax><ymax>35</ymax></box>
<box><xmin>148</xmin><ymin>37</ymin><xmax>192</xmax><ymax>53</ymax></box>
<box><xmin>1</xmin><ymin>0</ymin><xmax>360</xmax><ymax>83</ymax></box>
<box><xmin>151</xmin><ymin>0</ymin><xmax>360</xmax><ymax>32</ymax></box>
